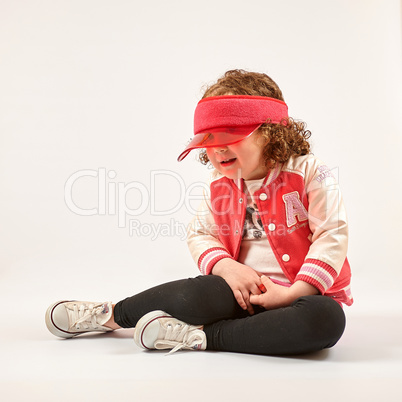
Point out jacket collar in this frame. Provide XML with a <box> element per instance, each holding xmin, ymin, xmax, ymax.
<box><xmin>233</xmin><ymin>163</ymin><xmax>282</xmax><ymax>192</ymax></box>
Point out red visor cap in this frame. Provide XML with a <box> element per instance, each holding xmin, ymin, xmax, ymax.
<box><xmin>177</xmin><ymin>95</ymin><xmax>288</xmax><ymax>162</ymax></box>
<box><xmin>177</xmin><ymin>124</ymin><xmax>261</xmax><ymax>162</ymax></box>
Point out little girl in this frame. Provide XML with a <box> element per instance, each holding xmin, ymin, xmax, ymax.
<box><xmin>46</xmin><ymin>70</ymin><xmax>352</xmax><ymax>356</ymax></box>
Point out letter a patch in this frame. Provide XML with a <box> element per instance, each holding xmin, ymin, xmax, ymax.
<box><xmin>282</xmin><ymin>191</ymin><xmax>308</xmax><ymax>227</ymax></box>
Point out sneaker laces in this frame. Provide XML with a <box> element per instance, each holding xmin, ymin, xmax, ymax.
<box><xmin>68</xmin><ymin>303</ymin><xmax>108</xmax><ymax>331</ymax></box>
<box><xmin>155</xmin><ymin>320</ymin><xmax>205</xmax><ymax>355</ymax></box>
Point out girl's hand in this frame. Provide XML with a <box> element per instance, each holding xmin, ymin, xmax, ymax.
<box><xmin>249</xmin><ymin>276</ymin><xmax>319</xmax><ymax>310</ymax></box>
<box><xmin>211</xmin><ymin>258</ymin><xmax>262</xmax><ymax>315</ymax></box>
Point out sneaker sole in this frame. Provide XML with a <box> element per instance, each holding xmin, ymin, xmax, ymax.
<box><xmin>133</xmin><ymin>310</ymin><xmax>171</xmax><ymax>350</ymax></box>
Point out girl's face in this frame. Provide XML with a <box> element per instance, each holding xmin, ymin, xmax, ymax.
<box><xmin>206</xmin><ymin>131</ymin><xmax>268</xmax><ymax>180</ymax></box>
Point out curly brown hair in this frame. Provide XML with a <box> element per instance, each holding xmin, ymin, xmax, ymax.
<box><xmin>198</xmin><ymin>70</ymin><xmax>311</xmax><ymax>167</ymax></box>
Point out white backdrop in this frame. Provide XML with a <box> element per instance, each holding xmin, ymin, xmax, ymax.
<box><xmin>1</xmin><ymin>1</ymin><xmax>402</xmax><ymax>401</ymax></box>
<box><xmin>1</xmin><ymin>0</ymin><xmax>401</xmax><ymax>320</ymax></box>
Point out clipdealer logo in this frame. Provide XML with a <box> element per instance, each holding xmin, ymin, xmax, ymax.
<box><xmin>64</xmin><ymin>168</ymin><xmax>209</xmax><ymax>238</ymax></box>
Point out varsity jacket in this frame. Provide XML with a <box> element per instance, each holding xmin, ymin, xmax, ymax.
<box><xmin>187</xmin><ymin>154</ymin><xmax>353</xmax><ymax>306</ymax></box>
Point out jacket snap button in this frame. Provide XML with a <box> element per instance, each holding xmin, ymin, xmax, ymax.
<box><xmin>282</xmin><ymin>254</ymin><xmax>290</xmax><ymax>262</ymax></box>
<box><xmin>239</xmin><ymin>198</ymin><xmax>243</xmax><ymax>204</ymax></box>
<box><xmin>268</xmin><ymin>223</ymin><xmax>276</xmax><ymax>231</ymax></box>
<box><xmin>259</xmin><ymin>193</ymin><xmax>268</xmax><ymax>201</ymax></box>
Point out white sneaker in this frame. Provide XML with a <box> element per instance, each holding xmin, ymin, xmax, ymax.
<box><xmin>45</xmin><ymin>300</ymin><xmax>113</xmax><ymax>338</ymax></box>
<box><xmin>133</xmin><ymin>310</ymin><xmax>207</xmax><ymax>354</ymax></box>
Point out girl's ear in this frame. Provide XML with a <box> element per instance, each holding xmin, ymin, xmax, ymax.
<box><xmin>255</xmin><ymin>130</ymin><xmax>268</xmax><ymax>147</ymax></box>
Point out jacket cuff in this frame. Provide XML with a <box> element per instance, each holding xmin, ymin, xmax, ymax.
<box><xmin>198</xmin><ymin>247</ymin><xmax>233</xmax><ymax>275</ymax></box>
<box><xmin>295</xmin><ymin>258</ymin><xmax>338</xmax><ymax>294</ymax></box>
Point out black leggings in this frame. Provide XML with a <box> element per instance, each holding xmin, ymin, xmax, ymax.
<box><xmin>114</xmin><ymin>275</ymin><xmax>346</xmax><ymax>356</ymax></box>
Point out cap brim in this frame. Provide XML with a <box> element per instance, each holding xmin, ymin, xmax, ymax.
<box><xmin>177</xmin><ymin>124</ymin><xmax>261</xmax><ymax>162</ymax></box>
